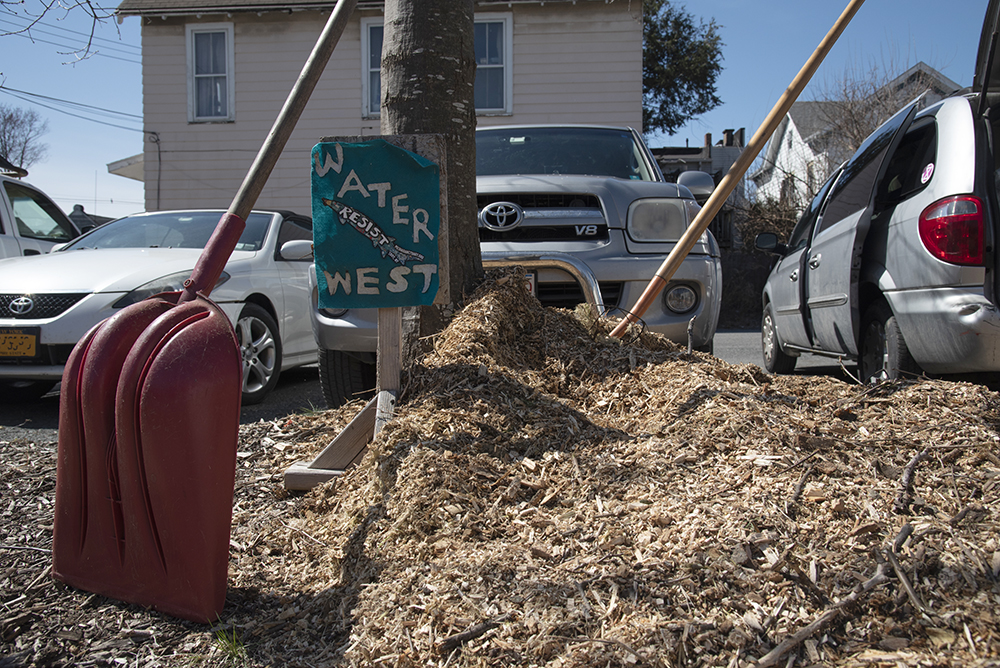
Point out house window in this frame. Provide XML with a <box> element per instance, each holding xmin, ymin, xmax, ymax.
<box><xmin>474</xmin><ymin>18</ymin><xmax>508</xmax><ymax>111</ymax></box>
<box><xmin>187</xmin><ymin>23</ymin><xmax>235</xmax><ymax>122</ymax></box>
<box><xmin>362</xmin><ymin>19</ymin><xmax>384</xmax><ymax>117</ymax></box>
<box><xmin>362</xmin><ymin>13</ymin><xmax>512</xmax><ymax>117</ymax></box>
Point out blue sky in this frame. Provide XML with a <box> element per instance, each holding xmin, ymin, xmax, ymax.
<box><xmin>651</xmin><ymin>0</ymin><xmax>987</xmax><ymax>149</ymax></box>
<box><xmin>0</xmin><ymin>3</ymin><xmax>143</xmax><ymax>218</ymax></box>
<box><xmin>0</xmin><ymin>0</ymin><xmax>990</xmax><ymax>220</ymax></box>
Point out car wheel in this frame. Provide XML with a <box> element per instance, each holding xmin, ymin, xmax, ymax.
<box><xmin>0</xmin><ymin>379</ymin><xmax>57</xmax><ymax>402</ymax></box>
<box><xmin>236</xmin><ymin>304</ymin><xmax>282</xmax><ymax>405</ymax></box>
<box><xmin>761</xmin><ymin>303</ymin><xmax>796</xmax><ymax>374</ymax></box>
<box><xmin>859</xmin><ymin>300</ymin><xmax>919</xmax><ymax>383</ymax></box>
<box><xmin>318</xmin><ymin>348</ymin><xmax>376</xmax><ymax>409</ymax></box>
<box><xmin>694</xmin><ymin>339</ymin><xmax>714</xmax><ymax>354</ymax></box>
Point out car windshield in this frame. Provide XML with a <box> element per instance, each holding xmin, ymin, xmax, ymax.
<box><xmin>62</xmin><ymin>211</ymin><xmax>273</xmax><ymax>251</ymax></box>
<box><xmin>476</xmin><ymin>127</ymin><xmax>657</xmax><ymax>181</ymax></box>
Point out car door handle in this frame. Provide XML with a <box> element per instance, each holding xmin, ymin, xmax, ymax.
<box><xmin>808</xmin><ymin>254</ymin><xmax>821</xmax><ymax>269</ymax></box>
<box><xmin>789</xmin><ymin>270</ymin><xmax>798</xmax><ymax>281</ymax></box>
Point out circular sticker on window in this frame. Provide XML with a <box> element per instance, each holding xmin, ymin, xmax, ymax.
<box><xmin>921</xmin><ymin>162</ymin><xmax>935</xmax><ymax>184</ymax></box>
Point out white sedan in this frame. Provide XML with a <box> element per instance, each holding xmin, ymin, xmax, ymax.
<box><xmin>0</xmin><ymin>209</ymin><xmax>318</xmax><ymax>404</ymax></box>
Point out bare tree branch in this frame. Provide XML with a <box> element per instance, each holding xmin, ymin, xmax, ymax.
<box><xmin>1</xmin><ymin>0</ymin><xmax>118</xmax><ymax>61</ymax></box>
<box><xmin>0</xmin><ymin>103</ymin><xmax>49</xmax><ymax>169</ymax></box>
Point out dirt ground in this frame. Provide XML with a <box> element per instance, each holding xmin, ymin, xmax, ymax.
<box><xmin>2</xmin><ymin>268</ymin><xmax>999</xmax><ymax>667</ymax></box>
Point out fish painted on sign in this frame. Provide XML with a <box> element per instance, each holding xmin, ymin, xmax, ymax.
<box><xmin>321</xmin><ymin>198</ymin><xmax>425</xmax><ymax>266</ymax></box>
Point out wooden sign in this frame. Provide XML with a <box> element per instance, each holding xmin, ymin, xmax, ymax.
<box><xmin>311</xmin><ymin>138</ymin><xmax>444</xmax><ymax>308</ymax></box>
<box><xmin>285</xmin><ymin>134</ymin><xmax>447</xmax><ymax>491</ymax></box>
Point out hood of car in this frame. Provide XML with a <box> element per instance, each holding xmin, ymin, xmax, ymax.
<box><xmin>975</xmin><ymin>0</ymin><xmax>1000</xmax><ymax>94</ymax></box>
<box><xmin>477</xmin><ymin>174</ymin><xmax>686</xmax><ymax>198</ymax></box>
<box><xmin>0</xmin><ymin>248</ymin><xmax>255</xmax><ymax>294</ymax></box>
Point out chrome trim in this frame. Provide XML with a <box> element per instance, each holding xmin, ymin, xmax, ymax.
<box><xmin>481</xmin><ymin>250</ymin><xmax>605</xmax><ymax>316</ymax></box>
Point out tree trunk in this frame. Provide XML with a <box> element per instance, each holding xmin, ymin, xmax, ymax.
<box><xmin>381</xmin><ymin>0</ymin><xmax>481</xmax><ymax>346</ymax></box>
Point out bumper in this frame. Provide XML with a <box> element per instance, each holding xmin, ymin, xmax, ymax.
<box><xmin>309</xmin><ymin>248</ymin><xmax>723</xmax><ymax>352</ymax></box>
<box><xmin>889</xmin><ymin>287</ymin><xmax>1000</xmax><ymax>373</ymax></box>
<box><xmin>0</xmin><ymin>297</ymin><xmax>244</xmax><ymax>383</ymax></box>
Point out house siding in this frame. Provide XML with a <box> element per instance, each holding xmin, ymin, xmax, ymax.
<box><xmin>137</xmin><ymin>1</ymin><xmax>641</xmax><ymax>212</ymax></box>
<box><xmin>494</xmin><ymin>2</ymin><xmax>641</xmax><ymax>126</ymax></box>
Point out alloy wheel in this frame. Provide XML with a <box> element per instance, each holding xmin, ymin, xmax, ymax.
<box><xmin>237</xmin><ymin>313</ymin><xmax>278</xmax><ymax>395</ymax></box>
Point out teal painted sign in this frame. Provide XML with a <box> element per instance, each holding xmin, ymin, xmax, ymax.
<box><xmin>311</xmin><ymin>139</ymin><xmax>441</xmax><ymax>309</ymax></box>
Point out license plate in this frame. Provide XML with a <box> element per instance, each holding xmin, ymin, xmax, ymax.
<box><xmin>525</xmin><ymin>272</ymin><xmax>536</xmax><ymax>296</ymax></box>
<box><xmin>0</xmin><ymin>328</ymin><xmax>39</xmax><ymax>358</ymax></box>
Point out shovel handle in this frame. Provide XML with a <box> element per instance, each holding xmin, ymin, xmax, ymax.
<box><xmin>179</xmin><ymin>0</ymin><xmax>359</xmax><ymax>303</ymax></box>
<box><xmin>180</xmin><ymin>213</ymin><xmax>246</xmax><ymax>301</ymax></box>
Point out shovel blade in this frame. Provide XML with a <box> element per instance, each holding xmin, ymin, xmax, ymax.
<box><xmin>54</xmin><ymin>294</ymin><xmax>242</xmax><ymax>623</ymax></box>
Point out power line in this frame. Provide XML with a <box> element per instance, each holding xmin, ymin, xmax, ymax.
<box><xmin>0</xmin><ymin>19</ymin><xmax>141</xmax><ymax>59</ymax></box>
<box><xmin>0</xmin><ymin>29</ymin><xmax>142</xmax><ymax>63</ymax></box>
<box><xmin>0</xmin><ymin>86</ymin><xmax>142</xmax><ymax>120</ymax></box>
<box><xmin>0</xmin><ymin>9</ymin><xmax>141</xmax><ymax>52</ymax></box>
<box><xmin>0</xmin><ymin>86</ymin><xmax>144</xmax><ymax>133</ymax></box>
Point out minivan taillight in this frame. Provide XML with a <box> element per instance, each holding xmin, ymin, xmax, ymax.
<box><xmin>918</xmin><ymin>195</ymin><xmax>984</xmax><ymax>266</ymax></box>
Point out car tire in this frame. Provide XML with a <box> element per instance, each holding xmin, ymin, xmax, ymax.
<box><xmin>0</xmin><ymin>379</ymin><xmax>57</xmax><ymax>402</ymax></box>
<box><xmin>761</xmin><ymin>303</ymin><xmax>796</xmax><ymax>374</ymax></box>
<box><xmin>859</xmin><ymin>300</ymin><xmax>920</xmax><ymax>383</ymax></box>
<box><xmin>318</xmin><ymin>348</ymin><xmax>376</xmax><ymax>409</ymax></box>
<box><xmin>236</xmin><ymin>303</ymin><xmax>282</xmax><ymax>405</ymax></box>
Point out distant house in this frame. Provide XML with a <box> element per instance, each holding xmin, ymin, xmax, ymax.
<box><xmin>651</xmin><ymin>128</ymin><xmax>746</xmax><ymax>248</ymax></box>
<box><xmin>114</xmin><ymin>0</ymin><xmax>644</xmax><ymax>213</ymax></box>
<box><xmin>68</xmin><ymin>204</ymin><xmax>116</xmax><ymax>230</ymax></box>
<box><xmin>751</xmin><ymin>62</ymin><xmax>961</xmax><ymax>211</ymax></box>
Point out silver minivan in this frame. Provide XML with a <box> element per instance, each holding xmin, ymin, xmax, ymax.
<box><xmin>756</xmin><ymin>0</ymin><xmax>1000</xmax><ymax>381</ymax></box>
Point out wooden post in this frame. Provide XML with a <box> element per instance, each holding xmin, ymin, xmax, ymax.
<box><xmin>375</xmin><ymin>307</ymin><xmax>402</xmax><ymax>435</ymax></box>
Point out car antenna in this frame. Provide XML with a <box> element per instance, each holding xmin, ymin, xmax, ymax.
<box><xmin>978</xmin><ymin>30</ymin><xmax>998</xmax><ymax>118</ymax></box>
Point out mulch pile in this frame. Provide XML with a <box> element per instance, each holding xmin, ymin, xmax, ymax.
<box><xmin>2</xmin><ymin>267</ymin><xmax>999</xmax><ymax>667</ymax></box>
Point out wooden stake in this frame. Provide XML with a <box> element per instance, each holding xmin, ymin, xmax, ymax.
<box><xmin>376</xmin><ymin>307</ymin><xmax>403</xmax><ymax>435</ymax></box>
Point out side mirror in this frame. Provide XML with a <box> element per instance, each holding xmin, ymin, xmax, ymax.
<box><xmin>279</xmin><ymin>239</ymin><xmax>314</xmax><ymax>261</ymax></box>
<box><xmin>754</xmin><ymin>232</ymin><xmax>787</xmax><ymax>255</ymax></box>
<box><xmin>677</xmin><ymin>171</ymin><xmax>715</xmax><ymax>204</ymax></box>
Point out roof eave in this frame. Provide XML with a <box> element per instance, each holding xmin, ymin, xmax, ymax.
<box><xmin>117</xmin><ymin>0</ymin><xmax>590</xmax><ymax>17</ymax></box>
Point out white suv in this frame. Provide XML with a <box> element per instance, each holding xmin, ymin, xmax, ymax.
<box><xmin>1</xmin><ymin>173</ymin><xmax>81</xmax><ymax>259</ymax></box>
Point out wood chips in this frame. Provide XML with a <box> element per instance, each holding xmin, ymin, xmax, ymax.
<box><xmin>2</xmin><ymin>267</ymin><xmax>999</xmax><ymax>667</ymax></box>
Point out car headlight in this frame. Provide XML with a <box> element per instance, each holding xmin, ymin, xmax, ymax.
<box><xmin>627</xmin><ymin>198</ymin><xmax>688</xmax><ymax>242</ymax></box>
<box><xmin>663</xmin><ymin>283</ymin><xmax>698</xmax><ymax>314</ymax></box>
<box><xmin>112</xmin><ymin>271</ymin><xmax>231</xmax><ymax>308</ymax></box>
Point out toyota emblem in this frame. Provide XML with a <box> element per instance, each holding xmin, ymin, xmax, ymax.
<box><xmin>9</xmin><ymin>296</ymin><xmax>35</xmax><ymax>315</ymax></box>
<box><xmin>479</xmin><ymin>201</ymin><xmax>525</xmax><ymax>232</ymax></box>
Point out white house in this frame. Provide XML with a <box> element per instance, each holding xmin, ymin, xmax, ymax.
<box><xmin>751</xmin><ymin>62</ymin><xmax>961</xmax><ymax>211</ymax></box>
<box><xmin>113</xmin><ymin>0</ymin><xmax>644</xmax><ymax>213</ymax></box>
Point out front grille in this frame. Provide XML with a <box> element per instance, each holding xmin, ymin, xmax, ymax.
<box><xmin>479</xmin><ymin>226</ymin><xmax>609</xmax><ymax>242</ymax></box>
<box><xmin>477</xmin><ymin>193</ymin><xmax>607</xmax><ymax>243</ymax></box>
<box><xmin>477</xmin><ymin>193</ymin><xmax>601</xmax><ymax>209</ymax></box>
<box><xmin>0</xmin><ymin>293</ymin><xmax>88</xmax><ymax>319</ymax></box>
<box><xmin>538</xmin><ymin>282</ymin><xmax>623</xmax><ymax>309</ymax></box>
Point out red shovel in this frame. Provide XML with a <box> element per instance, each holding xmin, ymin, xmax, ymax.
<box><xmin>52</xmin><ymin>0</ymin><xmax>358</xmax><ymax>623</ymax></box>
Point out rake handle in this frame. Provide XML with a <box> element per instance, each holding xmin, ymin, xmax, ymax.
<box><xmin>610</xmin><ymin>0</ymin><xmax>866</xmax><ymax>338</ymax></box>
